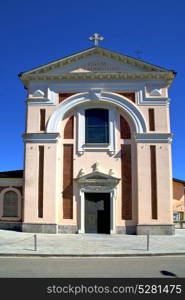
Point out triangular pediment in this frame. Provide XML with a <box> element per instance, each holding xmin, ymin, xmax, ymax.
<box><xmin>20</xmin><ymin>47</ymin><xmax>174</xmax><ymax>77</ymax></box>
<box><xmin>75</xmin><ymin>170</ymin><xmax>120</xmax><ymax>183</ymax></box>
<box><xmin>19</xmin><ymin>47</ymin><xmax>175</xmax><ymax>87</ymax></box>
<box><xmin>44</xmin><ymin>55</ymin><xmax>144</xmax><ymax>74</ymax></box>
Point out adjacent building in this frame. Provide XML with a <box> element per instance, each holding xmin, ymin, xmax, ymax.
<box><xmin>173</xmin><ymin>178</ymin><xmax>185</xmax><ymax>222</ymax></box>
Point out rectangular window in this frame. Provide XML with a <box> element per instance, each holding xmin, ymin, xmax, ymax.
<box><xmin>149</xmin><ymin>109</ymin><xmax>155</xmax><ymax>131</ymax></box>
<box><xmin>40</xmin><ymin>109</ymin><xmax>45</xmax><ymax>131</ymax></box>
<box><xmin>38</xmin><ymin>146</ymin><xmax>44</xmax><ymax>218</ymax></box>
<box><xmin>150</xmin><ymin>145</ymin><xmax>157</xmax><ymax>219</ymax></box>
<box><xmin>85</xmin><ymin>109</ymin><xmax>109</xmax><ymax>143</ymax></box>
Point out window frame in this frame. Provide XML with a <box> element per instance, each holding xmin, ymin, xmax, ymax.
<box><xmin>77</xmin><ymin>104</ymin><xmax>116</xmax><ymax>155</ymax></box>
<box><xmin>3</xmin><ymin>191</ymin><xmax>18</xmax><ymax>217</ymax></box>
<box><xmin>85</xmin><ymin>108</ymin><xmax>109</xmax><ymax>144</ymax></box>
<box><xmin>0</xmin><ymin>188</ymin><xmax>22</xmax><ymax>219</ymax></box>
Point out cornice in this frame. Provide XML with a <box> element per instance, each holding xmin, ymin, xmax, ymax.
<box><xmin>19</xmin><ymin>47</ymin><xmax>176</xmax><ymax>89</ymax></box>
<box><xmin>22</xmin><ymin>133</ymin><xmax>60</xmax><ymax>143</ymax></box>
<box><xmin>21</xmin><ymin>71</ymin><xmax>173</xmax><ymax>85</ymax></box>
<box><xmin>134</xmin><ymin>133</ymin><xmax>173</xmax><ymax>143</ymax></box>
<box><xmin>26</xmin><ymin>97</ymin><xmax>56</xmax><ymax>106</ymax></box>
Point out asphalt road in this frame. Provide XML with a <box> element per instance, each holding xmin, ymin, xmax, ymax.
<box><xmin>0</xmin><ymin>256</ymin><xmax>185</xmax><ymax>278</ymax></box>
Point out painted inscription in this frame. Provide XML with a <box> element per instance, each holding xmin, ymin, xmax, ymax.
<box><xmin>71</xmin><ymin>60</ymin><xmax>122</xmax><ymax>72</ymax></box>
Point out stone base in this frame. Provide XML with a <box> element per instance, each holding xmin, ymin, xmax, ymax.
<box><xmin>22</xmin><ymin>223</ymin><xmax>57</xmax><ymax>233</ymax></box>
<box><xmin>22</xmin><ymin>223</ymin><xmax>78</xmax><ymax>234</ymax></box>
<box><xmin>116</xmin><ymin>226</ymin><xmax>136</xmax><ymax>234</ymax></box>
<box><xmin>136</xmin><ymin>224</ymin><xmax>175</xmax><ymax>235</ymax></box>
<box><xmin>58</xmin><ymin>225</ymin><xmax>78</xmax><ymax>234</ymax></box>
<box><xmin>0</xmin><ymin>221</ymin><xmax>22</xmax><ymax>231</ymax></box>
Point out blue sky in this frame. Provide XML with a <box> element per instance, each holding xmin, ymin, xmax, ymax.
<box><xmin>0</xmin><ymin>0</ymin><xmax>184</xmax><ymax>180</ymax></box>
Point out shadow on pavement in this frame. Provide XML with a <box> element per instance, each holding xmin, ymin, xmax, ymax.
<box><xmin>160</xmin><ymin>270</ymin><xmax>178</xmax><ymax>278</ymax></box>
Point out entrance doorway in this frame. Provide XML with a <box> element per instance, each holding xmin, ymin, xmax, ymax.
<box><xmin>85</xmin><ymin>193</ymin><xmax>110</xmax><ymax>234</ymax></box>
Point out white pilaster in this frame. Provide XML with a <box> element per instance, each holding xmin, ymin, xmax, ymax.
<box><xmin>110</xmin><ymin>189</ymin><xmax>116</xmax><ymax>234</ymax></box>
<box><xmin>78</xmin><ymin>191</ymin><xmax>85</xmax><ymax>233</ymax></box>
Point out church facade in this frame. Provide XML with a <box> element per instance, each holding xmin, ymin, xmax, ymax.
<box><xmin>0</xmin><ymin>42</ymin><xmax>177</xmax><ymax>234</ymax></box>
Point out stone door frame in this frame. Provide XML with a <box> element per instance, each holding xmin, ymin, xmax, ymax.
<box><xmin>78</xmin><ymin>186</ymin><xmax>117</xmax><ymax>234</ymax></box>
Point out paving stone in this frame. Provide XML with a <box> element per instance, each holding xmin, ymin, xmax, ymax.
<box><xmin>0</xmin><ymin>229</ymin><xmax>185</xmax><ymax>256</ymax></box>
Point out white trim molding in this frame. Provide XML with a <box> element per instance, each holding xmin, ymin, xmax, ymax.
<box><xmin>22</xmin><ymin>133</ymin><xmax>60</xmax><ymax>143</ymax></box>
<box><xmin>46</xmin><ymin>91</ymin><xmax>147</xmax><ymax>154</ymax></box>
<box><xmin>136</xmin><ymin>89</ymin><xmax>170</xmax><ymax>106</ymax></box>
<box><xmin>77</xmin><ymin>104</ymin><xmax>116</xmax><ymax>155</ymax></box>
<box><xmin>27</xmin><ymin>87</ymin><xmax>57</xmax><ymax>105</ymax></box>
<box><xmin>47</xmin><ymin>90</ymin><xmax>147</xmax><ymax>131</ymax></box>
<box><xmin>26</xmin><ymin>98</ymin><xmax>55</xmax><ymax>106</ymax></box>
<box><xmin>134</xmin><ymin>133</ymin><xmax>173</xmax><ymax>143</ymax></box>
<box><xmin>26</xmin><ymin>80</ymin><xmax>170</xmax><ymax>107</ymax></box>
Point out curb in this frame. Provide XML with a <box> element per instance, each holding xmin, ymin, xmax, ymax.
<box><xmin>0</xmin><ymin>252</ymin><xmax>185</xmax><ymax>258</ymax></box>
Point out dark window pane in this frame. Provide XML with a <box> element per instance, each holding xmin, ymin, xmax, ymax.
<box><xmin>3</xmin><ymin>191</ymin><xmax>18</xmax><ymax>217</ymax></box>
<box><xmin>85</xmin><ymin>109</ymin><xmax>109</xmax><ymax>143</ymax></box>
<box><xmin>86</xmin><ymin>109</ymin><xmax>108</xmax><ymax>126</ymax></box>
<box><xmin>86</xmin><ymin>127</ymin><xmax>109</xmax><ymax>143</ymax></box>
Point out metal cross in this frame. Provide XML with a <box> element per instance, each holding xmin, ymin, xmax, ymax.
<box><xmin>135</xmin><ymin>49</ymin><xmax>143</xmax><ymax>60</ymax></box>
<box><xmin>89</xmin><ymin>33</ymin><xmax>104</xmax><ymax>46</ymax></box>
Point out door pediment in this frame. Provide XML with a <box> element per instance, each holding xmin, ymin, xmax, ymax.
<box><xmin>75</xmin><ymin>170</ymin><xmax>120</xmax><ymax>185</ymax></box>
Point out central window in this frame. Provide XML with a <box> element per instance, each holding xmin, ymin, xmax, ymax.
<box><xmin>85</xmin><ymin>109</ymin><xmax>109</xmax><ymax>143</ymax></box>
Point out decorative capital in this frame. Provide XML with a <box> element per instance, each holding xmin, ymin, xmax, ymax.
<box><xmin>109</xmin><ymin>169</ymin><xmax>114</xmax><ymax>176</ymax></box>
<box><xmin>93</xmin><ymin>161</ymin><xmax>100</xmax><ymax>172</ymax></box>
<box><xmin>88</xmin><ymin>88</ymin><xmax>102</xmax><ymax>100</ymax></box>
<box><xmin>78</xmin><ymin>169</ymin><xmax>85</xmax><ymax>177</ymax></box>
<box><xmin>32</xmin><ymin>89</ymin><xmax>45</xmax><ymax>98</ymax></box>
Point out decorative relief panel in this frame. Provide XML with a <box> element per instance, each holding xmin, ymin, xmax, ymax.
<box><xmin>32</xmin><ymin>89</ymin><xmax>45</xmax><ymax>98</ymax></box>
<box><xmin>81</xmin><ymin>185</ymin><xmax>115</xmax><ymax>193</ymax></box>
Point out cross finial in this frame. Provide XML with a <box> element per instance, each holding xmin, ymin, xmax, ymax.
<box><xmin>89</xmin><ymin>33</ymin><xmax>104</xmax><ymax>46</ymax></box>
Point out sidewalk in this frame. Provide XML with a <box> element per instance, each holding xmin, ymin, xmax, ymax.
<box><xmin>0</xmin><ymin>229</ymin><xmax>185</xmax><ymax>257</ymax></box>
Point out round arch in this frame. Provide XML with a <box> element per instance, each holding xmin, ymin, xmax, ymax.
<box><xmin>0</xmin><ymin>187</ymin><xmax>22</xmax><ymax>218</ymax></box>
<box><xmin>46</xmin><ymin>91</ymin><xmax>147</xmax><ymax>133</ymax></box>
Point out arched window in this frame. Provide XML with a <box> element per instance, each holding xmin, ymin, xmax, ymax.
<box><xmin>3</xmin><ymin>191</ymin><xmax>18</xmax><ymax>217</ymax></box>
<box><xmin>85</xmin><ymin>109</ymin><xmax>109</xmax><ymax>143</ymax></box>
